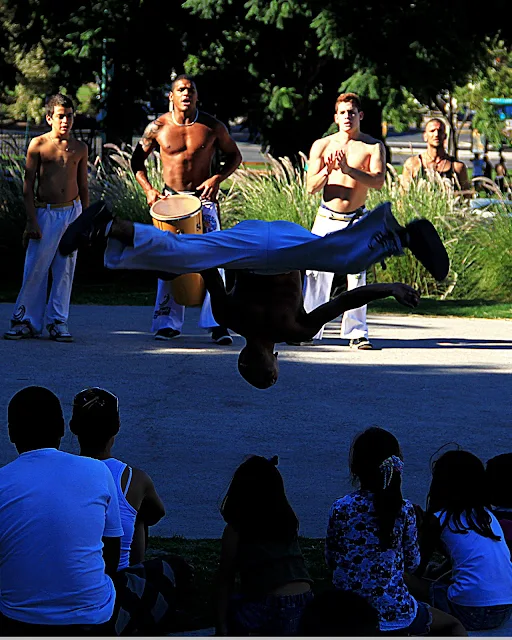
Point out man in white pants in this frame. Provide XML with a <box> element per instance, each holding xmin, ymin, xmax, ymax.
<box><xmin>131</xmin><ymin>74</ymin><xmax>242</xmax><ymax>344</ymax></box>
<box><xmin>303</xmin><ymin>92</ymin><xmax>385</xmax><ymax>350</ymax></box>
<box><xmin>4</xmin><ymin>94</ymin><xmax>89</xmax><ymax>342</ymax></box>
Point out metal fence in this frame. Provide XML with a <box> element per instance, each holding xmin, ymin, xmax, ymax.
<box><xmin>0</xmin><ymin>129</ymin><xmax>104</xmax><ymax>161</ymax></box>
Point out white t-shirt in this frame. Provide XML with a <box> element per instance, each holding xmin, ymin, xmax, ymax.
<box><xmin>436</xmin><ymin>509</ymin><xmax>512</xmax><ymax>607</ymax></box>
<box><xmin>0</xmin><ymin>448</ymin><xmax>124</xmax><ymax>625</ymax></box>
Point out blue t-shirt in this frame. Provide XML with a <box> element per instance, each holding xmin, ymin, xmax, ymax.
<box><xmin>0</xmin><ymin>448</ymin><xmax>124</xmax><ymax>625</ymax></box>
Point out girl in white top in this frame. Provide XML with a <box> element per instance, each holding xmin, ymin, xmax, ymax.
<box><xmin>407</xmin><ymin>449</ymin><xmax>512</xmax><ymax>632</ymax></box>
<box><xmin>70</xmin><ymin>387</ymin><xmax>166</xmax><ymax>569</ymax></box>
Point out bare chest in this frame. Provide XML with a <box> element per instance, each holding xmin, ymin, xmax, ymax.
<box><xmin>158</xmin><ymin>125</ymin><xmax>216</xmax><ymax>157</ymax></box>
<box><xmin>325</xmin><ymin>140</ymin><xmax>371</xmax><ymax>171</ymax></box>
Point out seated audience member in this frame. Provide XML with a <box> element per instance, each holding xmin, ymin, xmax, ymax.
<box><xmin>486</xmin><ymin>453</ymin><xmax>512</xmax><ymax>554</ymax></box>
<box><xmin>406</xmin><ymin>450</ymin><xmax>512</xmax><ymax>632</ymax></box>
<box><xmin>216</xmin><ymin>455</ymin><xmax>313</xmax><ymax>636</ymax></box>
<box><xmin>495</xmin><ymin>155</ymin><xmax>509</xmax><ymax>193</ymax></box>
<box><xmin>298</xmin><ymin>589</ymin><xmax>379</xmax><ymax>636</ymax></box>
<box><xmin>325</xmin><ymin>427</ymin><xmax>466</xmax><ymax>636</ymax></box>
<box><xmin>70</xmin><ymin>386</ymin><xmax>193</xmax><ymax>635</ymax></box>
<box><xmin>0</xmin><ymin>386</ymin><xmax>123</xmax><ymax>636</ymax></box>
<box><xmin>70</xmin><ymin>387</ymin><xmax>165</xmax><ymax>567</ymax></box>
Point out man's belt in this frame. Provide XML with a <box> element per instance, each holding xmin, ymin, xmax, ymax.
<box><xmin>318</xmin><ymin>203</ymin><xmax>364</xmax><ymax>222</ymax></box>
<box><xmin>35</xmin><ymin>195</ymin><xmax>80</xmax><ymax>210</ymax></box>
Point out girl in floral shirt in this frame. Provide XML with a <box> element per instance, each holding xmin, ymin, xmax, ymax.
<box><xmin>325</xmin><ymin>427</ymin><xmax>466</xmax><ymax>636</ymax></box>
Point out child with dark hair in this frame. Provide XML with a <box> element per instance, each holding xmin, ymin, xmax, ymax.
<box><xmin>407</xmin><ymin>450</ymin><xmax>512</xmax><ymax>632</ymax></box>
<box><xmin>325</xmin><ymin>427</ymin><xmax>465</xmax><ymax>636</ymax></box>
<box><xmin>298</xmin><ymin>589</ymin><xmax>379</xmax><ymax>636</ymax></box>
<box><xmin>486</xmin><ymin>453</ymin><xmax>512</xmax><ymax>553</ymax></box>
<box><xmin>216</xmin><ymin>455</ymin><xmax>313</xmax><ymax>636</ymax></box>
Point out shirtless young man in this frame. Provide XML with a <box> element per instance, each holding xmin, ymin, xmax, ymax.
<box><xmin>302</xmin><ymin>92</ymin><xmax>386</xmax><ymax>350</ymax></box>
<box><xmin>131</xmin><ymin>74</ymin><xmax>242</xmax><ymax>344</ymax></box>
<box><xmin>4</xmin><ymin>93</ymin><xmax>89</xmax><ymax>342</ymax></box>
<box><xmin>59</xmin><ymin>198</ymin><xmax>449</xmax><ymax>389</ymax></box>
<box><xmin>402</xmin><ymin>118</ymin><xmax>470</xmax><ymax>192</ymax></box>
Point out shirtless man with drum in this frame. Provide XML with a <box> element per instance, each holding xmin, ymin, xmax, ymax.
<box><xmin>131</xmin><ymin>74</ymin><xmax>242</xmax><ymax>344</ymax></box>
<box><xmin>302</xmin><ymin>92</ymin><xmax>387</xmax><ymax>350</ymax></box>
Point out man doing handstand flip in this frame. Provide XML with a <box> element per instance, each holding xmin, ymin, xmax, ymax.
<box><xmin>60</xmin><ymin>201</ymin><xmax>449</xmax><ymax>389</ymax></box>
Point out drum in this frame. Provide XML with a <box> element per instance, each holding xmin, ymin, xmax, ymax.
<box><xmin>150</xmin><ymin>195</ymin><xmax>206</xmax><ymax>307</ymax></box>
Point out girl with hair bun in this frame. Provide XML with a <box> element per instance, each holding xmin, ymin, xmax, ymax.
<box><xmin>216</xmin><ymin>455</ymin><xmax>313</xmax><ymax>636</ymax></box>
<box><xmin>325</xmin><ymin>427</ymin><xmax>466</xmax><ymax>636</ymax></box>
<box><xmin>70</xmin><ymin>387</ymin><xmax>165</xmax><ymax>569</ymax></box>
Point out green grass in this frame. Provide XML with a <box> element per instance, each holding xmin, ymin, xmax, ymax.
<box><xmin>369</xmin><ymin>297</ymin><xmax>512</xmax><ymax>319</ymax></box>
<box><xmin>147</xmin><ymin>536</ymin><xmax>330</xmax><ymax>631</ymax></box>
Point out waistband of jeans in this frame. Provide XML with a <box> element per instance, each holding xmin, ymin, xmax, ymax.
<box><xmin>163</xmin><ymin>185</ymin><xmax>201</xmax><ymax>198</ymax></box>
<box><xmin>318</xmin><ymin>202</ymin><xmax>364</xmax><ymax>221</ymax></box>
<box><xmin>35</xmin><ymin>195</ymin><xmax>80</xmax><ymax>210</ymax></box>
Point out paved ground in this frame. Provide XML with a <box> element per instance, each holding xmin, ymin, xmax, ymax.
<box><xmin>1</xmin><ymin>303</ymin><xmax>511</xmax><ymax>542</ymax></box>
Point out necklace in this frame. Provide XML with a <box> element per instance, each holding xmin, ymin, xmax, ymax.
<box><xmin>50</xmin><ymin>136</ymin><xmax>73</xmax><ymax>153</ymax></box>
<box><xmin>171</xmin><ymin>109</ymin><xmax>198</xmax><ymax>127</ymax></box>
<box><xmin>425</xmin><ymin>150</ymin><xmax>447</xmax><ymax>173</ymax></box>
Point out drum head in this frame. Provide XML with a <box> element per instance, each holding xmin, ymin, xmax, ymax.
<box><xmin>150</xmin><ymin>194</ymin><xmax>202</xmax><ymax>222</ymax></box>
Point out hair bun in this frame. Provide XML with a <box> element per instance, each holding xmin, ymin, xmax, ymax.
<box><xmin>269</xmin><ymin>455</ymin><xmax>279</xmax><ymax>466</ymax></box>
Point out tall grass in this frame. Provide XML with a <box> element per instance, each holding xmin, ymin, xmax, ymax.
<box><xmin>89</xmin><ymin>144</ymin><xmax>162</xmax><ymax>222</ymax></box>
<box><xmin>220</xmin><ymin>153</ymin><xmax>321</xmax><ymax>229</ymax></box>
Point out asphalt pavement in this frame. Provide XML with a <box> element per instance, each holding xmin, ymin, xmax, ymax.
<box><xmin>1</xmin><ymin>303</ymin><xmax>511</xmax><ymax>541</ymax></box>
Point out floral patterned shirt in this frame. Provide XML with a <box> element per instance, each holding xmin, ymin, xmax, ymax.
<box><xmin>325</xmin><ymin>490</ymin><xmax>420</xmax><ymax>631</ymax></box>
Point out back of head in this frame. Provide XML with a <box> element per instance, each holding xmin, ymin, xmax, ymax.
<box><xmin>350</xmin><ymin>426</ymin><xmax>403</xmax><ymax>550</ymax></box>
<box><xmin>220</xmin><ymin>455</ymin><xmax>298</xmax><ymax>541</ymax></box>
<box><xmin>428</xmin><ymin>449</ymin><xmax>499</xmax><ymax>540</ymax></box>
<box><xmin>487</xmin><ymin>453</ymin><xmax>512</xmax><ymax>508</ymax></box>
<box><xmin>70</xmin><ymin>387</ymin><xmax>120</xmax><ymax>448</ymax></box>
<box><xmin>299</xmin><ymin>589</ymin><xmax>379</xmax><ymax>636</ymax></box>
<box><xmin>8</xmin><ymin>386</ymin><xmax>65</xmax><ymax>450</ymax></box>
<box><xmin>46</xmin><ymin>93</ymin><xmax>74</xmax><ymax>117</ymax></box>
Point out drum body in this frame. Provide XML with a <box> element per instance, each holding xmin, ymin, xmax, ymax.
<box><xmin>150</xmin><ymin>195</ymin><xmax>206</xmax><ymax>307</ymax></box>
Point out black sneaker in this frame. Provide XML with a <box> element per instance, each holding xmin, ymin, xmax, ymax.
<box><xmin>59</xmin><ymin>200</ymin><xmax>113</xmax><ymax>256</ymax></box>
<box><xmin>403</xmin><ymin>219</ymin><xmax>450</xmax><ymax>282</ymax></box>
<box><xmin>211</xmin><ymin>327</ymin><xmax>233</xmax><ymax>345</ymax></box>
<box><xmin>154</xmin><ymin>328</ymin><xmax>181</xmax><ymax>341</ymax></box>
<box><xmin>349</xmin><ymin>337</ymin><xmax>373</xmax><ymax>350</ymax></box>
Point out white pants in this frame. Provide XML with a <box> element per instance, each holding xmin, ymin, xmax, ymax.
<box><xmin>105</xmin><ymin>202</ymin><xmax>403</xmax><ymax>278</ymax></box>
<box><xmin>10</xmin><ymin>201</ymin><xmax>81</xmax><ymax>334</ymax></box>
<box><xmin>303</xmin><ymin>207</ymin><xmax>368</xmax><ymax>341</ymax></box>
<box><xmin>152</xmin><ymin>200</ymin><xmax>224</xmax><ymax>333</ymax></box>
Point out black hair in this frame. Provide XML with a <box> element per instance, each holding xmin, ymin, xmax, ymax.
<box><xmin>220</xmin><ymin>455</ymin><xmax>298</xmax><ymax>542</ymax></box>
<box><xmin>170</xmin><ymin>74</ymin><xmax>196</xmax><ymax>92</ymax></box>
<box><xmin>46</xmin><ymin>93</ymin><xmax>74</xmax><ymax>117</ymax></box>
<box><xmin>298</xmin><ymin>589</ymin><xmax>379</xmax><ymax>636</ymax></box>
<box><xmin>237</xmin><ymin>347</ymin><xmax>279</xmax><ymax>390</ymax></box>
<box><xmin>487</xmin><ymin>454</ymin><xmax>512</xmax><ymax>508</ymax></box>
<box><xmin>69</xmin><ymin>387</ymin><xmax>120</xmax><ymax>448</ymax></box>
<box><xmin>8</xmin><ymin>386</ymin><xmax>65</xmax><ymax>447</ymax></box>
<box><xmin>350</xmin><ymin>427</ymin><xmax>404</xmax><ymax>551</ymax></box>
<box><xmin>427</xmin><ymin>450</ymin><xmax>500</xmax><ymax>541</ymax></box>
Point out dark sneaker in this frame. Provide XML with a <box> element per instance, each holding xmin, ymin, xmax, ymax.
<box><xmin>211</xmin><ymin>327</ymin><xmax>233</xmax><ymax>345</ymax></box>
<box><xmin>4</xmin><ymin>322</ymin><xmax>35</xmax><ymax>340</ymax></box>
<box><xmin>403</xmin><ymin>219</ymin><xmax>450</xmax><ymax>281</ymax></box>
<box><xmin>59</xmin><ymin>200</ymin><xmax>113</xmax><ymax>256</ymax></box>
<box><xmin>47</xmin><ymin>321</ymin><xmax>73</xmax><ymax>342</ymax></box>
<box><xmin>286</xmin><ymin>340</ymin><xmax>314</xmax><ymax>346</ymax></box>
<box><xmin>349</xmin><ymin>337</ymin><xmax>373</xmax><ymax>350</ymax></box>
<box><xmin>154</xmin><ymin>328</ymin><xmax>181</xmax><ymax>341</ymax></box>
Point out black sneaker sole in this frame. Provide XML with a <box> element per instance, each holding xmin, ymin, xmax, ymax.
<box><xmin>405</xmin><ymin>219</ymin><xmax>450</xmax><ymax>281</ymax></box>
<box><xmin>59</xmin><ymin>200</ymin><xmax>112</xmax><ymax>256</ymax></box>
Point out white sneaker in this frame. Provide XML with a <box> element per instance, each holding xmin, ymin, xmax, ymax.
<box><xmin>4</xmin><ymin>323</ymin><xmax>35</xmax><ymax>340</ymax></box>
<box><xmin>47</xmin><ymin>321</ymin><xmax>73</xmax><ymax>342</ymax></box>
